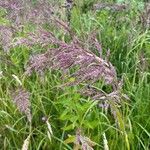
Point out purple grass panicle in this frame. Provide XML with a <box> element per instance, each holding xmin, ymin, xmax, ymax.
<box><xmin>75</xmin><ymin>129</ymin><xmax>96</xmax><ymax>150</ymax></box>
<box><xmin>0</xmin><ymin>0</ymin><xmax>56</xmax><ymax>27</ymax></box>
<box><xmin>12</xmin><ymin>88</ymin><xmax>31</xmax><ymax>122</ymax></box>
<box><xmin>14</xmin><ymin>28</ymin><xmax>117</xmax><ymax>86</ymax></box>
<box><xmin>11</xmin><ymin>19</ymin><xmax>128</xmax><ymax>121</ymax></box>
<box><xmin>25</xmin><ymin>52</ymin><xmax>52</xmax><ymax>76</ymax></box>
<box><xmin>0</xmin><ymin>26</ymin><xmax>13</xmax><ymax>53</ymax></box>
<box><xmin>81</xmin><ymin>79</ymin><xmax>129</xmax><ymax>119</ymax></box>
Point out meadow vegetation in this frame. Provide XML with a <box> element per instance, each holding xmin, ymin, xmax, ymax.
<box><xmin>0</xmin><ymin>0</ymin><xmax>150</xmax><ymax>149</ymax></box>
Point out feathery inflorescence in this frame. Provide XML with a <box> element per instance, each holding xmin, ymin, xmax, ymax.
<box><xmin>0</xmin><ymin>0</ymin><xmax>57</xmax><ymax>52</ymax></box>
<box><xmin>12</xmin><ymin>88</ymin><xmax>31</xmax><ymax>122</ymax></box>
<box><xmin>75</xmin><ymin>129</ymin><xmax>96</xmax><ymax>150</ymax></box>
<box><xmin>11</xmin><ymin>25</ymin><xmax>129</xmax><ymax>115</ymax></box>
<box><xmin>0</xmin><ymin>0</ymin><xmax>55</xmax><ymax>27</ymax></box>
<box><xmin>140</xmin><ymin>2</ymin><xmax>150</xmax><ymax>28</ymax></box>
<box><xmin>0</xmin><ymin>1</ymin><xmax>132</xmax><ymax>149</ymax></box>
<box><xmin>13</xmin><ymin>28</ymin><xmax>117</xmax><ymax>87</ymax></box>
<box><xmin>0</xmin><ymin>0</ymin><xmax>128</xmax><ymax>125</ymax></box>
<box><xmin>0</xmin><ymin>26</ymin><xmax>14</xmax><ymax>53</ymax></box>
<box><xmin>81</xmin><ymin>79</ymin><xmax>129</xmax><ymax>118</ymax></box>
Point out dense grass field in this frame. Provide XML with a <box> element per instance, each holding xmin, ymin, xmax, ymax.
<box><xmin>0</xmin><ymin>0</ymin><xmax>150</xmax><ymax>150</ymax></box>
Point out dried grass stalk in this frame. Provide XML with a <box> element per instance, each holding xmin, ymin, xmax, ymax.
<box><xmin>21</xmin><ymin>134</ymin><xmax>30</xmax><ymax>150</ymax></box>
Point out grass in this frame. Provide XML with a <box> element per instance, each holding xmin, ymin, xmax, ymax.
<box><xmin>0</xmin><ymin>0</ymin><xmax>150</xmax><ymax>149</ymax></box>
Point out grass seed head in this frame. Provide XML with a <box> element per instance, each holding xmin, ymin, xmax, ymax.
<box><xmin>12</xmin><ymin>88</ymin><xmax>31</xmax><ymax>122</ymax></box>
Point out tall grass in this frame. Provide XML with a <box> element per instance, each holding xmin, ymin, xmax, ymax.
<box><xmin>0</xmin><ymin>0</ymin><xmax>150</xmax><ymax>149</ymax></box>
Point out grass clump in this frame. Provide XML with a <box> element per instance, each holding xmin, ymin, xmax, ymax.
<box><xmin>0</xmin><ymin>0</ymin><xmax>150</xmax><ymax>149</ymax></box>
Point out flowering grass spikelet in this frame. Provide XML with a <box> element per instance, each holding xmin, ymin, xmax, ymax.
<box><xmin>12</xmin><ymin>88</ymin><xmax>31</xmax><ymax>122</ymax></box>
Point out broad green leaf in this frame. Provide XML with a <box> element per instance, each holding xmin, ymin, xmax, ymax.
<box><xmin>62</xmin><ymin>124</ymin><xmax>74</xmax><ymax>131</ymax></box>
<box><xmin>64</xmin><ymin>135</ymin><xmax>76</xmax><ymax>144</ymax></box>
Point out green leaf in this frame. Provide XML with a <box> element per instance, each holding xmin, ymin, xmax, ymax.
<box><xmin>59</xmin><ymin>110</ymin><xmax>76</xmax><ymax>121</ymax></box>
<box><xmin>64</xmin><ymin>135</ymin><xmax>76</xmax><ymax>144</ymax></box>
<box><xmin>62</xmin><ymin>124</ymin><xmax>74</xmax><ymax>131</ymax></box>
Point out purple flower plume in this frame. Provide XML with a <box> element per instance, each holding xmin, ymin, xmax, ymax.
<box><xmin>10</xmin><ymin>16</ymin><xmax>129</xmax><ymax>122</ymax></box>
<box><xmin>15</xmin><ymin>28</ymin><xmax>117</xmax><ymax>86</ymax></box>
<box><xmin>0</xmin><ymin>26</ymin><xmax>14</xmax><ymax>53</ymax></box>
<box><xmin>12</xmin><ymin>88</ymin><xmax>31</xmax><ymax>122</ymax></box>
<box><xmin>75</xmin><ymin>129</ymin><xmax>95</xmax><ymax>150</ymax></box>
<box><xmin>0</xmin><ymin>0</ymin><xmax>56</xmax><ymax>27</ymax></box>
